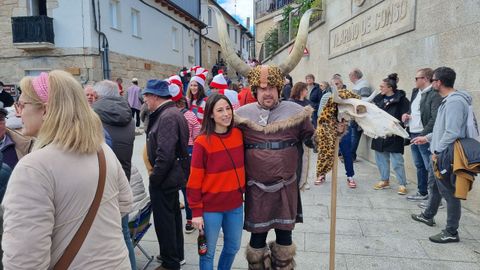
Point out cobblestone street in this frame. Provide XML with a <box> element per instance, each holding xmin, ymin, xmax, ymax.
<box><xmin>132</xmin><ymin>134</ymin><xmax>480</xmax><ymax>270</ymax></box>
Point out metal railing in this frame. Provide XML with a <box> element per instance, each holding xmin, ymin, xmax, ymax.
<box><xmin>11</xmin><ymin>15</ymin><xmax>54</xmax><ymax>44</ymax></box>
<box><xmin>255</xmin><ymin>0</ymin><xmax>294</xmax><ymax>19</ymax></box>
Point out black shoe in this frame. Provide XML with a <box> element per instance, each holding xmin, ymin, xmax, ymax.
<box><xmin>429</xmin><ymin>230</ymin><xmax>460</xmax><ymax>243</ymax></box>
<box><xmin>411</xmin><ymin>213</ymin><xmax>436</xmax><ymax>226</ymax></box>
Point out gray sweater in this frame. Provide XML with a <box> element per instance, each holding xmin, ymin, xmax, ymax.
<box><xmin>427</xmin><ymin>90</ymin><xmax>472</xmax><ymax>153</ymax></box>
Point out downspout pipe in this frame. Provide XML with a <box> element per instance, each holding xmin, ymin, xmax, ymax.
<box><xmin>92</xmin><ymin>0</ymin><xmax>110</xmax><ymax>80</ymax></box>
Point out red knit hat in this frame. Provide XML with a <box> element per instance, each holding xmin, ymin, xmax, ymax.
<box><xmin>210</xmin><ymin>70</ymin><xmax>228</xmax><ymax>89</ymax></box>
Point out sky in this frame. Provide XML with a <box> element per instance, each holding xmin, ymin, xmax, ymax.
<box><xmin>217</xmin><ymin>0</ymin><xmax>254</xmax><ymax>32</ymax></box>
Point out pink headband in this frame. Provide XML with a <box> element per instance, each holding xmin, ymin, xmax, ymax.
<box><xmin>32</xmin><ymin>72</ymin><xmax>49</xmax><ymax>103</ymax></box>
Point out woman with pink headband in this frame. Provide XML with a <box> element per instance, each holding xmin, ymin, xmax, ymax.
<box><xmin>2</xmin><ymin>70</ymin><xmax>133</xmax><ymax>269</ymax></box>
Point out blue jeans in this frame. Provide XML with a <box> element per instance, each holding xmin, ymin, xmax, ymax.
<box><xmin>349</xmin><ymin>121</ymin><xmax>363</xmax><ymax>161</ymax></box>
<box><xmin>374</xmin><ymin>151</ymin><xmax>407</xmax><ymax>186</ymax></box>
<box><xmin>339</xmin><ymin>128</ymin><xmax>354</xmax><ymax>177</ymax></box>
<box><xmin>410</xmin><ymin>133</ymin><xmax>432</xmax><ymax>195</ymax></box>
<box><xmin>200</xmin><ymin>205</ymin><xmax>243</xmax><ymax>270</ymax></box>
<box><xmin>122</xmin><ymin>215</ymin><xmax>137</xmax><ymax>270</ymax></box>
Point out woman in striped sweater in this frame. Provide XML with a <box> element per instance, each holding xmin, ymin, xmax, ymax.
<box><xmin>187</xmin><ymin>94</ymin><xmax>245</xmax><ymax>270</ymax></box>
<box><xmin>186</xmin><ymin>80</ymin><xmax>207</xmax><ymax>123</ymax></box>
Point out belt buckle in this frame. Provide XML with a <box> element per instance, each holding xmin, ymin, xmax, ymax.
<box><xmin>269</xmin><ymin>141</ymin><xmax>281</xmax><ymax>149</ymax></box>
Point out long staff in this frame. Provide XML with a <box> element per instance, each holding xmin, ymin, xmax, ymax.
<box><xmin>329</xmin><ymin>136</ymin><xmax>340</xmax><ymax>270</ymax></box>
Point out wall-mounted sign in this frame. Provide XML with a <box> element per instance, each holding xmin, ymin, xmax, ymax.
<box><xmin>329</xmin><ymin>0</ymin><xmax>416</xmax><ymax>58</ymax></box>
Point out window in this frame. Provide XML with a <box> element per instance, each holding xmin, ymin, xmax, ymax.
<box><xmin>207</xmin><ymin>8</ymin><xmax>212</xmax><ymax>26</ymax></box>
<box><xmin>172</xmin><ymin>27</ymin><xmax>179</xmax><ymax>51</ymax></box>
<box><xmin>235</xmin><ymin>29</ymin><xmax>238</xmax><ymax>44</ymax></box>
<box><xmin>131</xmin><ymin>8</ymin><xmax>140</xmax><ymax>37</ymax></box>
<box><xmin>227</xmin><ymin>23</ymin><xmax>230</xmax><ymax>37</ymax></box>
<box><xmin>27</xmin><ymin>0</ymin><xmax>47</xmax><ymax>16</ymax></box>
<box><xmin>109</xmin><ymin>0</ymin><xmax>121</xmax><ymax>30</ymax></box>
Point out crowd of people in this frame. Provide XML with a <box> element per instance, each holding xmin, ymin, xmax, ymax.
<box><xmin>0</xmin><ymin>63</ymin><xmax>477</xmax><ymax>270</ymax></box>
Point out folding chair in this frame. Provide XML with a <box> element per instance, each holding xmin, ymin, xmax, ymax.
<box><xmin>129</xmin><ymin>200</ymin><xmax>154</xmax><ymax>270</ymax></box>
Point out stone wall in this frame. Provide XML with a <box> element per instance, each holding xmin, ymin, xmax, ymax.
<box><xmin>262</xmin><ymin>0</ymin><xmax>480</xmax><ymax>213</ymax></box>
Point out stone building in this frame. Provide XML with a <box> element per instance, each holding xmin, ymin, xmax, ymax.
<box><xmin>200</xmin><ymin>0</ymin><xmax>254</xmax><ymax>83</ymax></box>
<box><xmin>255</xmin><ymin>0</ymin><xmax>480</xmax><ymax>212</ymax></box>
<box><xmin>0</xmin><ymin>0</ymin><xmax>206</xmax><ymax>88</ymax></box>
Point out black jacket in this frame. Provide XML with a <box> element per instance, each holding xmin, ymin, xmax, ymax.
<box><xmin>308</xmin><ymin>83</ymin><xmax>322</xmax><ymax>111</ymax></box>
<box><xmin>146</xmin><ymin>101</ymin><xmax>189</xmax><ymax>192</ymax></box>
<box><xmin>371</xmin><ymin>90</ymin><xmax>410</xmax><ymax>154</ymax></box>
<box><xmin>409</xmin><ymin>87</ymin><xmax>443</xmax><ymax>136</ymax></box>
<box><xmin>0</xmin><ymin>91</ymin><xmax>14</xmax><ymax>108</ymax></box>
<box><xmin>93</xmin><ymin>96</ymin><xmax>135</xmax><ymax>180</ymax></box>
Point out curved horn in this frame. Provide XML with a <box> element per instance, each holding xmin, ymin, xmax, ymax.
<box><xmin>363</xmin><ymin>89</ymin><xmax>380</xmax><ymax>102</ymax></box>
<box><xmin>210</xmin><ymin>5</ymin><xmax>252</xmax><ymax>77</ymax></box>
<box><xmin>278</xmin><ymin>8</ymin><xmax>319</xmax><ymax>75</ymax></box>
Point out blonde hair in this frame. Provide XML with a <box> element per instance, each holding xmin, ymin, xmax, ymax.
<box><xmin>19</xmin><ymin>76</ymin><xmax>43</xmax><ymax>105</ymax></box>
<box><xmin>34</xmin><ymin>70</ymin><xmax>104</xmax><ymax>153</ymax></box>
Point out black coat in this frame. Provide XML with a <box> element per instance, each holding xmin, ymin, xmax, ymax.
<box><xmin>146</xmin><ymin>101</ymin><xmax>189</xmax><ymax>192</ymax></box>
<box><xmin>371</xmin><ymin>90</ymin><xmax>410</xmax><ymax>154</ymax></box>
<box><xmin>93</xmin><ymin>96</ymin><xmax>135</xmax><ymax>180</ymax></box>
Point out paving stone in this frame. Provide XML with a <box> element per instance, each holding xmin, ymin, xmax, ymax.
<box><xmin>418</xmin><ymin>239</ymin><xmax>480</xmax><ymax>262</ymax></box>
<box><xmin>344</xmin><ymin>254</ymin><xmax>480</xmax><ymax>270</ymax></box>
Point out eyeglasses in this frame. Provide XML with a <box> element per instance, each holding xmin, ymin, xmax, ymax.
<box><xmin>415</xmin><ymin>76</ymin><xmax>425</xmax><ymax>81</ymax></box>
<box><xmin>14</xmin><ymin>100</ymin><xmax>37</xmax><ymax>114</ymax></box>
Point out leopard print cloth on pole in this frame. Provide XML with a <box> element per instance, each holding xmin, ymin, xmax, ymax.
<box><xmin>315</xmin><ymin>89</ymin><xmax>360</xmax><ymax>177</ymax></box>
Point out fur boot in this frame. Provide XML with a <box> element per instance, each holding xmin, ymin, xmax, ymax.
<box><xmin>269</xmin><ymin>241</ymin><xmax>296</xmax><ymax>270</ymax></box>
<box><xmin>246</xmin><ymin>245</ymin><xmax>272</xmax><ymax>270</ymax></box>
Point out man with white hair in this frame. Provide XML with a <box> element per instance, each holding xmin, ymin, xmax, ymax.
<box><xmin>92</xmin><ymin>80</ymin><xmax>136</xmax><ymax>269</ymax></box>
<box><xmin>348</xmin><ymin>68</ymin><xmax>373</xmax><ymax>161</ymax></box>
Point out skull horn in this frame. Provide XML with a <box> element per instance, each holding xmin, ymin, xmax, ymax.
<box><xmin>278</xmin><ymin>8</ymin><xmax>319</xmax><ymax>75</ymax></box>
<box><xmin>211</xmin><ymin>5</ymin><xmax>252</xmax><ymax>77</ymax></box>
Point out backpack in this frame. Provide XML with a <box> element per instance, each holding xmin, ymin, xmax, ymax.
<box><xmin>467</xmin><ymin>105</ymin><xmax>480</xmax><ymax>142</ymax></box>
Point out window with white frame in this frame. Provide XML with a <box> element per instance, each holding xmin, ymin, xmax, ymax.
<box><xmin>208</xmin><ymin>8</ymin><xmax>212</xmax><ymax>27</ymax></box>
<box><xmin>109</xmin><ymin>0</ymin><xmax>121</xmax><ymax>30</ymax></box>
<box><xmin>131</xmin><ymin>8</ymin><xmax>140</xmax><ymax>37</ymax></box>
<box><xmin>234</xmin><ymin>29</ymin><xmax>238</xmax><ymax>44</ymax></box>
<box><xmin>172</xmin><ymin>27</ymin><xmax>179</xmax><ymax>51</ymax></box>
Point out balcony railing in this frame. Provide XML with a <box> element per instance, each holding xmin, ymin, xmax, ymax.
<box><xmin>255</xmin><ymin>0</ymin><xmax>294</xmax><ymax>19</ymax></box>
<box><xmin>11</xmin><ymin>15</ymin><xmax>55</xmax><ymax>50</ymax></box>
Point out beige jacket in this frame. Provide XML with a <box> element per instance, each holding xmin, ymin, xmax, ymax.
<box><xmin>1</xmin><ymin>144</ymin><xmax>133</xmax><ymax>270</ymax></box>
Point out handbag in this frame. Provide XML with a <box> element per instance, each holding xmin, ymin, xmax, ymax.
<box><xmin>53</xmin><ymin>148</ymin><xmax>107</xmax><ymax>270</ymax></box>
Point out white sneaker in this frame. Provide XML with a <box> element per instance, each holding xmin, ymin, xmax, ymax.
<box><xmin>304</xmin><ymin>183</ymin><xmax>311</xmax><ymax>190</ymax></box>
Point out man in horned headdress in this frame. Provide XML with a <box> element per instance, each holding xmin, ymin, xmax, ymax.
<box><xmin>236</xmin><ymin>65</ymin><xmax>315</xmax><ymax>270</ymax></box>
<box><xmin>211</xmin><ymin>6</ymin><xmax>318</xmax><ymax>268</ymax></box>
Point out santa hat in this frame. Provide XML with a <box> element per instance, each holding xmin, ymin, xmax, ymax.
<box><xmin>168</xmin><ymin>82</ymin><xmax>182</xmax><ymax>102</ymax></box>
<box><xmin>210</xmin><ymin>71</ymin><xmax>228</xmax><ymax>90</ymax></box>
<box><xmin>168</xmin><ymin>75</ymin><xmax>183</xmax><ymax>91</ymax></box>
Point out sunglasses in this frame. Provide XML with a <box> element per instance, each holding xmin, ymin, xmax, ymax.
<box><xmin>415</xmin><ymin>76</ymin><xmax>425</xmax><ymax>81</ymax></box>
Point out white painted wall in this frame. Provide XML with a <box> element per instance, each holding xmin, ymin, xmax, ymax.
<box><xmin>51</xmin><ymin>0</ymin><xmax>93</xmax><ymax>48</ymax></box>
<box><xmin>51</xmin><ymin>0</ymin><xmax>200</xmax><ymax>67</ymax></box>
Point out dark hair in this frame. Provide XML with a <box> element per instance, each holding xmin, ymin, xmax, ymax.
<box><xmin>200</xmin><ymin>94</ymin><xmax>234</xmax><ymax>137</ymax></box>
<box><xmin>0</xmin><ymin>81</ymin><xmax>4</xmax><ymax>87</ymax></box>
<box><xmin>433</xmin><ymin>66</ymin><xmax>456</xmax><ymax>88</ymax></box>
<box><xmin>230</xmin><ymin>83</ymin><xmax>240</xmax><ymax>93</ymax></box>
<box><xmin>285</xmin><ymin>74</ymin><xmax>293</xmax><ymax>87</ymax></box>
<box><xmin>187</xmin><ymin>81</ymin><xmax>206</xmax><ymax>103</ymax></box>
<box><xmin>383</xmin><ymin>74</ymin><xmax>398</xmax><ymax>91</ymax></box>
<box><xmin>388</xmin><ymin>73</ymin><xmax>399</xmax><ymax>83</ymax></box>
<box><xmin>175</xmin><ymin>96</ymin><xmax>188</xmax><ymax>109</ymax></box>
<box><xmin>305</xmin><ymin>74</ymin><xmax>315</xmax><ymax>81</ymax></box>
<box><xmin>290</xmin><ymin>82</ymin><xmax>307</xmax><ymax>100</ymax></box>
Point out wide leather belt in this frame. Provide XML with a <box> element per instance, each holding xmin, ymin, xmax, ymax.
<box><xmin>244</xmin><ymin>140</ymin><xmax>299</xmax><ymax>150</ymax></box>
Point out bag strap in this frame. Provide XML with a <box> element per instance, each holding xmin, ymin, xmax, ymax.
<box><xmin>53</xmin><ymin>148</ymin><xmax>107</xmax><ymax>270</ymax></box>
